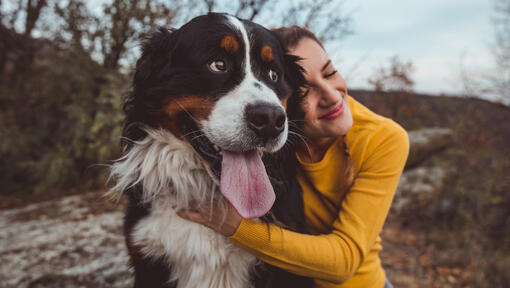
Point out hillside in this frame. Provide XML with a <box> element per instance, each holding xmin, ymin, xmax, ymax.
<box><xmin>351</xmin><ymin>90</ymin><xmax>510</xmax><ymax>287</ymax></box>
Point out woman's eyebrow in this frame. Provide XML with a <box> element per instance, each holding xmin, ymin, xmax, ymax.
<box><xmin>321</xmin><ymin>60</ymin><xmax>331</xmax><ymax>72</ymax></box>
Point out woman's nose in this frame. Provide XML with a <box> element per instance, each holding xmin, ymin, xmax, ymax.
<box><xmin>318</xmin><ymin>74</ymin><xmax>347</xmax><ymax>107</ymax></box>
<box><xmin>318</xmin><ymin>83</ymin><xmax>341</xmax><ymax>107</ymax></box>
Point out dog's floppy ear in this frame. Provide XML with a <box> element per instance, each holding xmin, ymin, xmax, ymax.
<box><xmin>282</xmin><ymin>53</ymin><xmax>306</xmax><ymax>122</ymax></box>
<box><xmin>134</xmin><ymin>27</ymin><xmax>177</xmax><ymax>85</ymax></box>
<box><xmin>283</xmin><ymin>54</ymin><xmax>306</xmax><ymax>94</ymax></box>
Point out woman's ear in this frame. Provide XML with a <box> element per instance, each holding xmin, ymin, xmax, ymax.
<box><xmin>134</xmin><ymin>27</ymin><xmax>177</xmax><ymax>85</ymax></box>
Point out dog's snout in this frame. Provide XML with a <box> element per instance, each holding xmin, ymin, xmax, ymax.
<box><xmin>246</xmin><ymin>103</ymin><xmax>286</xmax><ymax>140</ymax></box>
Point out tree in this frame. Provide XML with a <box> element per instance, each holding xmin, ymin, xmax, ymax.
<box><xmin>54</xmin><ymin>0</ymin><xmax>177</xmax><ymax>70</ymax></box>
<box><xmin>461</xmin><ymin>0</ymin><xmax>510</xmax><ymax>104</ymax></box>
<box><xmin>52</xmin><ymin>0</ymin><xmax>351</xmax><ymax>70</ymax></box>
<box><xmin>3</xmin><ymin>0</ymin><xmax>352</xmax><ymax>71</ymax></box>
<box><xmin>0</xmin><ymin>0</ymin><xmax>48</xmax><ymax>36</ymax></box>
<box><xmin>198</xmin><ymin>0</ymin><xmax>352</xmax><ymax>42</ymax></box>
<box><xmin>368</xmin><ymin>56</ymin><xmax>415</xmax><ymax>93</ymax></box>
<box><xmin>492</xmin><ymin>0</ymin><xmax>510</xmax><ymax>101</ymax></box>
<box><xmin>367</xmin><ymin>56</ymin><xmax>416</xmax><ymax>119</ymax></box>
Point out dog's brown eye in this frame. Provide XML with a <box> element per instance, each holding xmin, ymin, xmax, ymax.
<box><xmin>268</xmin><ymin>70</ymin><xmax>278</xmax><ymax>82</ymax></box>
<box><xmin>209</xmin><ymin>60</ymin><xmax>227</xmax><ymax>72</ymax></box>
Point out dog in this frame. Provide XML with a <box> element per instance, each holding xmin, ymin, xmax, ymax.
<box><xmin>109</xmin><ymin>13</ymin><xmax>313</xmax><ymax>288</ymax></box>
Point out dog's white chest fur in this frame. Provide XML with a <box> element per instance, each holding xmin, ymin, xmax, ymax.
<box><xmin>132</xmin><ymin>204</ymin><xmax>256</xmax><ymax>288</ymax></box>
<box><xmin>109</xmin><ymin>128</ymin><xmax>257</xmax><ymax>288</ymax></box>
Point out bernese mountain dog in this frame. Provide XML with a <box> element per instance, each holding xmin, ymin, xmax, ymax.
<box><xmin>109</xmin><ymin>12</ymin><xmax>313</xmax><ymax>288</ymax></box>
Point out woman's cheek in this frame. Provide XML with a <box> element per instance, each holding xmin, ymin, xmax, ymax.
<box><xmin>301</xmin><ymin>100</ymin><xmax>311</xmax><ymax>113</ymax></box>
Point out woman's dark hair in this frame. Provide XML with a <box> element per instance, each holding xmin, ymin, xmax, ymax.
<box><xmin>272</xmin><ymin>26</ymin><xmax>324</xmax><ymax>50</ymax></box>
<box><xmin>273</xmin><ymin>25</ymin><xmax>355</xmax><ymax>191</ymax></box>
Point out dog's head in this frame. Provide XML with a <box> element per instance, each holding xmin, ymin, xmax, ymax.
<box><xmin>124</xmin><ymin>13</ymin><xmax>304</xmax><ymax>218</ymax></box>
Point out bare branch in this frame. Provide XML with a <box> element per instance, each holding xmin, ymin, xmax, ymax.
<box><xmin>459</xmin><ymin>1</ymin><xmax>510</xmax><ymax>103</ymax></box>
<box><xmin>7</xmin><ymin>0</ymin><xmax>24</xmax><ymax>30</ymax></box>
<box><xmin>36</xmin><ymin>0</ymin><xmax>352</xmax><ymax>71</ymax></box>
<box><xmin>24</xmin><ymin>0</ymin><xmax>47</xmax><ymax>36</ymax></box>
<box><xmin>232</xmin><ymin>0</ymin><xmax>270</xmax><ymax>21</ymax></box>
<box><xmin>54</xmin><ymin>0</ymin><xmax>93</xmax><ymax>51</ymax></box>
<box><xmin>368</xmin><ymin>56</ymin><xmax>415</xmax><ymax>93</ymax></box>
<box><xmin>277</xmin><ymin>0</ymin><xmax>352</xmax><ymax>43</ymax></box>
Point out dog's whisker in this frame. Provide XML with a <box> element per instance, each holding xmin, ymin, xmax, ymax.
<box><xmin>186</xmin><ymin>132</ymin><xmax>206</xmax><ymax>142</ymax></box>
<box><xmin>180</xmin><ymin>129</ymin><xmax>204</xmax><ymax>139</ymax></box>
<box><xmin>288</xmin><ymin>130</ymin><xmax>312</xmax><ymax>158</ymax></box>
<box><xmin>175</xmin><ymin>101</ymin><xmax>200</xmax><ymax>124</ymax></box>
<box><xmin>189</xmin><ymin>134</ymin><xmax>207</xmax><ymax>142</ymax></box>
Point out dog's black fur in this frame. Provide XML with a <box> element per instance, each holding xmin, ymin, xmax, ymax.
<box><xmin>118</xmin><ymin>13</ymin><xmax>313</xmax><ymax>288</ymax></box>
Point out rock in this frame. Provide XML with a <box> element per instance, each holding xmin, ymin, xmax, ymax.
<box><xmin>390</xmin><ymin>128</ymin><xmax>456</xmax><ymax>218</ymax></box>
<box><xmin>0</xmin><ymin>193</ymin><xmax>132</xmax><ymax>288</ymax></box>
<box><xmin>406</xmin><ymin>128</ymin><xmax>454</xmax><ymax>169</ymax></box>
<box><xmin>392</xmin><ymin>166</ymin><xmax>452</xmax><ymax>217</ymax></box>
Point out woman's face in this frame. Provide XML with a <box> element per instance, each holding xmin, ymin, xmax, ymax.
<box><xmin>290</xmin><ymin>38</ymin><xmax>353</xmax><ymax>141</ymax></box>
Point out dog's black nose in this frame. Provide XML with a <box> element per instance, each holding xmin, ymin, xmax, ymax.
<box><xmin>246</xmin><ymin>103</ymin><xmax>286</xmax><ymax>140</ymax></box>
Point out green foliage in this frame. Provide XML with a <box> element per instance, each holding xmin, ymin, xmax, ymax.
<box><xmin>0</xmin><ymin>38</ymin><xmax>126</xmax><ymax>194</ymax></box>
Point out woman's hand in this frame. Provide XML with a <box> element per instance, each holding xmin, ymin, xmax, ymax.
<box><xmin>177</xmin><ymin>201</ymin><xmax>242</xmax><ymax>237</ymax></box>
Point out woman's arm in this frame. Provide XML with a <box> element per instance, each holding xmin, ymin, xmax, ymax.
<box><xmin>179</xmin><ymin>120</ymin><xmax>409</xmax><ymax>284</ymax></box>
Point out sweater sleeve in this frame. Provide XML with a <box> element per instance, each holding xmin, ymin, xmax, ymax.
<box><xmin>229</xmin><ymin>121</ymin><xmax>409</xmax><ymax>284</ymax></box>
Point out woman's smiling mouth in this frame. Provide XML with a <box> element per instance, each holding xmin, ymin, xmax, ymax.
<box><xmin>319</xmin><ymin>101</ymin><xmax>344</xmax><ymax>120</ymax></box>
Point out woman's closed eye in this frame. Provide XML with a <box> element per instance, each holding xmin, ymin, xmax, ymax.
<box><xmin>324</xmin><ymin>69</ymin><xmax>338</xmax><ymax>79</ymax></box>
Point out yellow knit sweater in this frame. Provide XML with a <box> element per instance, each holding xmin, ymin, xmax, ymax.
<box><xmin>230</xmin><ymin>96</ymin><xmax>409</xmax><ymax>287</ymax></box>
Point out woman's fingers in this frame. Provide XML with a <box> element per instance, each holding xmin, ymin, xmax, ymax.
<box><xmin>176</xmin><ymin>201</ymin><xmax>242</xmax><ymax>237</ymax></box>
<box><xmin>183</xmin><ymin>201</ymin><xmax>216</xmax><ymax>215</ymax></box>
<box><xmin>177</xmin><ymin>207</ymin><xmax>217</xmax><ymax>228</ymax></box>
<box><xmin>176</xmin><ymin>209</ymin><xmax>200</xmax><ymax>222</ymax></box>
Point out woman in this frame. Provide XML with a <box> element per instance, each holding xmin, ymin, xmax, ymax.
<box><xmin>178</xmin><ymin>26</ymin><xmax>409</xmax><ymax>288</ymax></box>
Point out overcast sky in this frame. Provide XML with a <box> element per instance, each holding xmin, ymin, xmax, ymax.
<box><xmin>331</xmin><ymin>0</ymin><xmax>495</xmax><ymax>96</ymax></box>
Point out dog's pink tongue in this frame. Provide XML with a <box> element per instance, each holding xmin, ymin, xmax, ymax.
<box><xmin>221</xmin><ymin>150</ymin><xmax>275</xmax><ymax>219</ymax></box>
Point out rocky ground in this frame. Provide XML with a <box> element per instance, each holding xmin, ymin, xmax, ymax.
<box><xmin>0</xmin><ymin>194</ymin><xmax>131</xmax><ymax>288</ymax></box>
<box><xmin>0</xmin><ymin>128</ymin><xmax>465</xmax><ymax>288</ymax></box>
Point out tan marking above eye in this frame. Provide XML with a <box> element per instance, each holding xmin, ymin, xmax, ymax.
<box><xmin>220</xmin><ymin>35</ymin><xmax>239</xmax><ymax>53</ymax></box>
<box><xmin>261</xmin><ymin>45</ymin><xmax>274</xmax><ymax>62</ymax></box>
